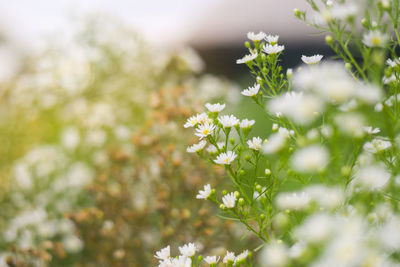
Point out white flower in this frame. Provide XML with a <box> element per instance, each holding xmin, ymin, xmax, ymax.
<box><xmin>293</xmin><ymin>62</ymin><xmax>357</xmax><ymax>103</ymax></box>
<box><xmin>171</xmin><ymin>256</ymin><xmax>192</xmax><ymax>267</ymax></box>
<box><xmin>63</xmin><ymin>235</ymin><xmax>83</xmax><ymax>253</ymax></box>
<box><xmin>291</xmin><ymin>145</ymin><xmax>329</xmax><ymax>173</ymax></box>
<box><xmin>354</xmin><ymin>165</ymin><xmax>391</xmax><ymax>190</ymax></box>
<box><xmin>240</xmin><ymin>119</ymin><xmax>255</xmax><ymax>128</ymax></box>
<box><xmin>363</xmin><ymin>31</ymin><xmax>389</xmax><ymax>47</ymax></box>
<box><xmin>363</xmin><ymin>138</ymin><xmax>391</xmax><ymax>154</ymax></box>
<box><xmin>295</xmin><ymin>213</ymin><xmax>335</xmax><ymax>244</ymax></box>
<box><xmin>363</xmin><ymin>126</ymin><xmax>380</xmax><ymax>135</ymax></box>
<box><xmin>204</xmin><ymin>255</ymin><xmax>220</xmax><ymax>264</ymax></box>
<box><xmin>259</xmin><ymin>242</ymin><xmax>288</xmax><ymax>267</ymax></box>
<box><xmin>305</xmin><ymin>185</ymin><xmax>344</xmax><ymax>210</ymax></box>
<box><xmin>205</xmin><ymin>102</ymin><xmax>225</xmax><ymax>113</ymax></box>
<box><xmin>184</xmin><ymin>113</ymin><xmax>209</xmax><ymax>128</ymax></box>
<box><xmin>386</xmin><ymin>58</ymin><xmax>400</xmax><ymax>67</ymax></box>
<box><xmin>262</xmin><ymin>128</ymin><xmax>290</xmax><ymax>154</ymax></box>
<box><xmin>214</xmin><ymin>151</ymin><xmax>237</xmax><ymax>165</ymax></box>
<box><xmin>222</xmin><ymin>192</ymin><xmax>237</xmax><ymax>208</ymax></box>
<box><xmin>223</xmin><ymin>251</ymin><xmax>236</xmax><ymax>263</ymax></box>
<box><xmin>268</xmin><ymin>91</ymin><xmax>324</xmax><ymax>125</ymax></box>
<box><xmin>247</xmin><ymin>31</ymin><xmax>266</xmax><ymax>41</ymax></box>
<box><xmin>184</xmin><ymin>115</ymin><xmax>198</xmax><ymax>128</ymax></box>
<box><xmin>196</xmin><ymin>184</ymin><xmax>212</xmax><ymax>199</ymax></box>
<box><xmin>236</xmin><ymin>53</ymin><xmax>258</xmax><ymax>64</ymax></box>
<box><xmin>241</xmin><ymin>83</ymin><xmax>260</xmax><ymax>97</ymax></box>
<box><xmin>265</xmin><ymin>35</ymin><xmax>279</xmax><ymax>44</ymax></box>
<box><xmin>178</xmin><ymin>243</ymin><xmax>198</xmax><ymax>257</ymax></box>
<box><xmin>247</xmin><ymin>136</ymin><xmax>262</xmax><ymax>150</ymax></box>
<box><xmin>236</xmin><ymin>250</ymin><xmax>249</xmax><ymax>262</ymax></box>
<box><xmin>187</xmin><ymin>140</ymin><xmax>207</xmax><ymax>153</ymax></box>
<box><xmin>263</xmin><ymin>44</ymin><xmax>285</xmax><ymax>55</ymax></box>
<box><xmin>206</xmin><ymin>142</ymin><xmax>224</xmax><ymax>153</ymax></box>
<box><xmin>155</xmin><ymin>246</ymin><xmax>170</xmax><ymax>260</ymax></box>
<box><xmin>195</xmin><ymin>123</ymin><xmax>215</xmax><ymax>139</ymax></box>
<box><xmin>218</xmin><ymin>115</ymin><xmax>240</xmax><ymax>128</ymax></box>
<box><xmin>276</xmin><ymin>192</ymin><xmax>311</xmax><ymax>211</ymax></box>
<box><xmin>334</xmin><ymin>113</ymin><xmax>366</xmax><ymax>138</ymax></box>
<box><xmin>301</xmin><ymin>54</ymin><xmax>323</xmax><ymax>65</ymax></box>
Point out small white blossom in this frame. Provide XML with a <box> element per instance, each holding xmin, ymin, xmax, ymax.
<box><xmin>214</xmin><ymin>151</ymin><xmax>237</xmax><ymax>165</ymax></box>
<box><xmin>363</xmin><ymin>31</ymin><xmax>389</xmax><ymax>47</ymax></box>
<box><xmin>171</xmin><ymin>256</ymin><xmax>192</xmax><ymax>267</ymax></box>
<box><xmin>223</xmin><ymin>251</ymin><xmax>236</xmax><ymax>263</ymax></box>
<box><xmin>301</xmin><ymin>54</ymin><xmax>323</xmax><ymax>65</ymax></box>
<box><xmin>155</xmin><ymin>246</ymin><xmax>170</xmax><ymax>261</ymax></box>
<box><xmin>240</xmin><ymin>119</ymin><xmax>255</xmax><ymax>128</ymax></box>
<box><xmin>196</xmin><ymin>184</ymin><xmax>212</xmax><ymax>199</ymax></box>
<box><xmin>178</xmin><ymin>243</ymin><xmax>198</xmax><ymax>257</ymax></box>
<box><xmin>241</xmin><ymin>83</ymin><xmax>260</xmax><ymax>97</ymax></box>
<box><xmin>363</xmin><ymin>126</ymin><xmax>380</xmax><ymax>135</ymax></box>
<box><xmin>205</xmin><ymin>102</ymin><xmax>225</xmax><ymax>113</ymax></box>
<box><xmin>236</xmin><ymin>250</ymin><xmax>249</xmax><ymax>262</ymax></box>
<box><xmin>247</xmin><ymin>31</ymin><xmax>266</xmax><ymax>41</ymax></box>
<box><xmin>222</xmin><ymin>192</ymin><xmax>237</xmax><ymax>208</ymax></box>
<box><xmin>259</xmin><ymin>242</ymin><xmax>288</xmax><ymax>267</ymax></box>
<box><xmin>335</xmin><ymin>113</ymin><xmax>366</xmax><ymax>138</ymax></box>
<box><xmin>195</xmin><ymin>123</ymin><xmax>215</xmax><ymax>139</ymax></box>
<box><xmin>263</xmin><ymin>44</ymin><xmax>285</xmax><ymax>55</ymax></box>
<box><xmin>186</xmin><ymin>140</ymin><xmax>207</xmax><ymax>153</ymax></box>
<box><xmin>218</xmin><ymin>115</ymin><xmax>240</xmax><ymax>128</ymax></box>
<box><xmin>262</xmin><ymin>128</ymin><xmax>291</xmax><ymax>154</ymax></box>
<box><xmin>204</xmin><ymin>255</ymin><xmax>220</xmax><ymax>264</ymax></box>
<box><xmin>265</xmin><ymin>35</ymin><xmax>279</xmax><ymax>44</ymax></box>
<box><xmin>184</xmin><ymin>115</ymin><xmax>198</xmax><ymax>128</ymax></box>
<box><xmin>236</xmin><ymin>53</ymin><xmax>258</xmax><ymax>64</ymax></box>
<box><xmin>276</xmin><ymin>192</ymin><xmax>311</xmax><ymax>211</ymax></box>
<box><xmin>354</xmin><ymin>165</ymin><xmax>391</xmax><ymax>190</ymax></box>
<box><xmin>291</xmin><ymin>145</ymin><xmax>329</xmax><ymax>173</ymax></box>
<box><xmin>363</xmin><ymin>139</ymin><xmax>391</xmax><ymax>154</ymax></box>
<box><xmin>247</xmin><ymin>136</ymin><xmax>262</xmax><ymax>150</ymax></box>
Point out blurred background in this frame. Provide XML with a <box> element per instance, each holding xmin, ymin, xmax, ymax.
<box><xmin>0</xmin><ymin>1</ymin><xmax>332</xmax><ymax>266</ymax></box>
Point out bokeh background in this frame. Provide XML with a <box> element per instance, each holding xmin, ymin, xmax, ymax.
<box><xmin>0</xmin><ymin>1</ymin><xmax>332</xmax><ymax>266</ymax></box>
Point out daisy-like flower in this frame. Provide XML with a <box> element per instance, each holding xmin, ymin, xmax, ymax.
<box><xmin>171</xmin><ymin>256</ymin><xmax>192</xmax><ymax>267</ymax></box>
<box><xmin>184</xmin><ymin>113</ymin><xmax>209</xmax><ymax>128</ymax></box>
<box><xmin>386</xmin><ymin>58</ymin><xmax>400</xmax><ymax>67</ymax></box>
<box><xmin>205</xmin><ymin>102</ymin><xmax>226</xmax><ymax>113</ymax></box>
<box><xmin>178</xmin><ymin>243</ymin><xmax>198</xmax><ymax>257</ymax></box>
<box><xmin>263</xmin><ymin>44</ymin><xmax>285</xmax><ymax>55</ymax></box>
<box><xmin>247</xmin><ymin>31</ymin><xmax>266</xmax><ymax>41</ymax></box>
<box><xmin>195</xmin><ymin>123</ymin><xmax>215</xmax><ymax>139</ymax></box>
<box><xmin>240</xmin><ymin>119</ymin><xmax>255</xmax><ymax>129</ymax></box>
<box><xmin>204</xmin><ymin>255</ymin><xmax>220</xmax><ymax>264</ymax></box>
<box><xmin>184</xmin><ymin>115</ymin><xmax>198</xmax><ymax>128</ymax></box>
<box><xmin>196</xmin><ymin>112</ymin><xmax>211</xmax><ymax>125</ymax></box>
<box><xmin>362</xmin><ymin>31</ymin><xmax>389</xmax><ymax>47</ymax></box>
<box><xmin>218</xmin><ymin>115</ymin><xmax>240</xmax><ymax>128</ymax></box>
<box><xmin>363</xmin><ymin>126</ymin><xmax>380</xmax><ymax>134</ymax></box>
<box><xmin>301</xmin><ymin>54</ymin><xmax>323</xmax><ymax>65</ymax></box>
<box><xmin>196</xmin><ymin>184</ymin><xmax>212</xmax><ymax>199</ymax></box>
<box><xmin>236</xmin><ymin>52</ymin><xmax>258</xmax><ymax>64</ymax></box>
<box><xmin>247</xmin><ymin>136</ymin><xmax>262</xmax><ymax>150</ymax></box>
<box><xmin>265</xmin><ymin>35</ymin><xmax>279</xmax><ymax>44</ymax></box>
<box><xmin>363</xmin><ymin>138</ymin><xmax>391</xmax><ymax>154</ymax></box>
<box><xmin>186</xmin><ymin>140</ymin><xmax>207</xmax><ymax>153</ymax></box>
<box><xmin>222</xmin><ymin>192</ymin><xmax>237</xmax><ymax>208</ymax></box>
<box><xmin>241</xmin><ymin>83</ymin><xmax>260</xmax><ymax>97</ymax></box>
<box><xmin>236</xmin><ymin>250</ymin><xmax>249</xmax><ymax>262</ymax></box>
<box><xmin>223</xmin><ymin>251</ymin><xmax>236</xmax><ymax>264</ymax></box>
<box><xmin>214</xmin><ymin>151</ymin><xmax>237</xmax><ymax>165</ymax></box>
<box><xmin>206</xmin><ymin>142</ymin><xmax>224</xmax><ymax>153</ymax></box>
<box><xmin>155</xmin><ymin>246</ymin><xmax>170</xmax><ymax>261</ymax></box>
<box><xmin>291</xmin><ymin>145</ymin><xmax>329</xmax><ymax>173</ymax></box>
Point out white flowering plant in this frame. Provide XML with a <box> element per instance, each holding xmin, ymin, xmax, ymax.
<box><xmin>158</xmin><ymin>0</ymin><xmax>400</xmax><ymax>266</ymax></box>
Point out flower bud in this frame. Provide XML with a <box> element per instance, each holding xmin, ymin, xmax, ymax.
<box><xmin>238</xmin><ymin>198</ymin><xmax>245</xmax><ymax>206</ymax></box>
<box><xmin>234</xmin><ymin>191</ymin><xmax>240</xmax><ymax>198</ymax></box>
<box><xmin>222</xmin><ymin>190</ymin><xmax>228</xmax><ymax>196</ymax></box>
<box><xmin>256</xmin><ymin>184</ymin><xmax>262</xmax><ymax>193</ymax></box>
<box><xmin>260</xmin><ymin>214</ymin><xmax>266</xmax><ymax>220</ymax></box>
<box><xmin>294</xmin><ymin>8</ymin><xmax>301</xmax><ymax>18</ymax></box>
<box><xmin>325</xmin><ymin>35</ymin><xmax>333</xmax><ymax>45</ymax></box>
<box><xmin>245</xmin><ymin>41</ymin><xmax>251</xmax><ymax>49</ymax></box>
<box><xmin>264</xmin><ymin>168</ymin><xmax>271</xmax><ymax>176</ymax></box>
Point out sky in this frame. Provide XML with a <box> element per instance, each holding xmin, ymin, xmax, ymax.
<box><xmin>1</xmin><ymin>0</ymin><xmax>315</xmax><ymax>50</ymax></box>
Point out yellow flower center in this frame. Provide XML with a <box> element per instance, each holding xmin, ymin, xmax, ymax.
<box><xmin>372</xmin><ymin>37</ymin><xmax>381</xmax><ymax>46</ymax></box>
<box><xmin>224</xmin><ymin>158</ymin><xmax>229</xmax><ymax>163</ymax></box>
<box><xmin>203</xmin><ymin>129</ymin><xmax>210</xmax><ymax>135</ymax></box>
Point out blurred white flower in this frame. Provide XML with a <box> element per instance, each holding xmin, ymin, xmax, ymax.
<box><xmin>301</xmin><ymin>54</ymin><xmax>323</xmax><ymax>65</ymax></box>
<box><xmin>178</xmin><ymin>243</ymin><xmax>198</xmax><ymax>257</ymax></box>
<box><xmin>291</xmin><ymin>145</ymin><xmax>329</xmax><ymax>173</ymax></box>
<box><xmin>241</xmin><ymin>83</ymin><xmax>260</xmax><ymax>97</ymax></box>
<box><xmin>263</xmin><ymin>44</ymin><xmax>285</xmax><ymax>55</ymax></box>
<box><xmin>187</xmin><ymin>140</ymin><xmax>207</xmax><ymax>153</ymax></box>
<box><xmin>222</xmin><ymin>192</ymin><xmax>237</xmax><ymax>208</ymax></box>
<box><xmin>196</xmin><ymin>184</ymin><xmax>212</xmax><ymax>199</ymax></box>
<box><xmin>247</xmin><ymin>136</ymin><xmax>262</xmax><ymax>150</ymax></box>
<box><xmin>363</xmin><ymin>31</ymin><xmax>389</xmax><ymax>47</ymax></box>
